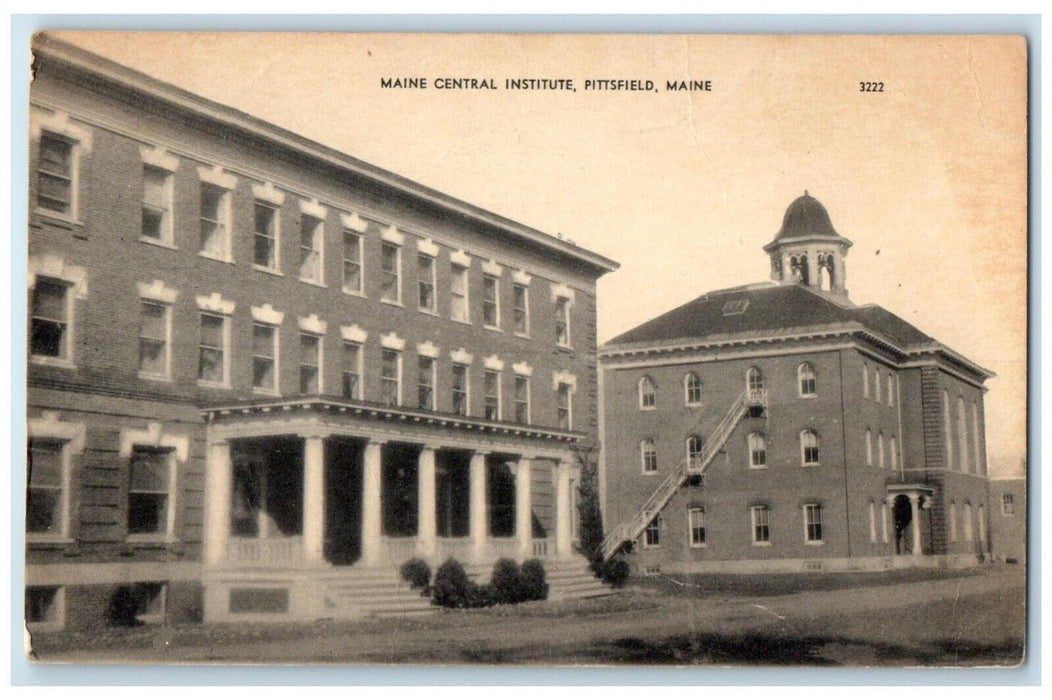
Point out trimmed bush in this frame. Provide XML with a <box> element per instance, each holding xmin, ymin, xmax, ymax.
<box><xmin>490</xmin><ymin>558</ymin><xmax>524</xmax><ymax>605</ymax></box>
<box><xmin>601</xmin><ymin>559</ymin><xmax>631</xmax><ymax>588</ymax></box>
<box><xmin>520</xmin><ymin>559</ymin><xmax>549</xmax><ymax>601</ymax></box>
<box><xmin>466</xmin><ymin>582</ymin><xmax>495</xmax><ymax>609</ymax></box>
<box><xmin>432</xmin><ymin>558</ymin><xmax>474</xmax><ymax>608</ymax></box>
<box><xmin>400</xmin><ymin>557</ymin><xmax>432</xmax><ymax>590</ymax></box>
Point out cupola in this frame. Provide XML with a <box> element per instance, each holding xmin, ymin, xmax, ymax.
<box><xmin>763</xmin><ymin>191</ymin><xmax>853</xmax><ymax>298</ymax></box>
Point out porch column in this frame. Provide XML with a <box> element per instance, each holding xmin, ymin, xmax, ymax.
<box><xmin>555</xmin><ymin>458</ymin><xmax>573</xmax><ymax>557</ymax></box>
<box><xmin>908</xmin><ymin>494</ymin><xmax>923</xmax><ymax>556</ymax></box>
<box><xmin>302</xmin><ymin>433</ymin><xmax>327</xmax><ymax>564</ymax></box>
<box><xmin>516</xmin><ymin>456</ymin><xmax>533</xmax><ymax>559</ymax></box>
<box><xmin>417</xmin><ymin>446</ymin><xmax>438</xmax><ymax>559</ymax></box>
<box><xmin>470</xmin><ymin>451</ymin><xmax>488</xmax><ymax>561</ymax></box>
<box><xmin>361</xmin><ymin>439</ymin><xmax>385</xmax><ymax>566</ymax></box>
<box><xmin>203</xmin><ymin>439</ymin><xmax>232</xmax><ymax>566</ymax></box>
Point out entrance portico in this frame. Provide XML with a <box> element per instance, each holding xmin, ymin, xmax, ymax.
<box><xmin>886</xmin><ymin>484</ymin><xmax>934</xmax><ymax>557</ymax></box>
<box><xmin>202</xmin><ymin>397</ymin><xmax>582</xmax><ymax>576</ymax></box>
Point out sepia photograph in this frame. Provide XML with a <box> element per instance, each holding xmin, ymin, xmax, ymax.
<box><xmin>21</xmin><ymin>29</ymin><xmax>1028</xmax><ymax>668</ymax></box>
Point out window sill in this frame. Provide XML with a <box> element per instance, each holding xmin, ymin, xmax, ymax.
<box><xmin>199</xmin><ymin>251</ymin><xmax>235</xmax><ymax>265</ymax></box>
<box><xmin>641</xmin><ymin>544</ymin><xmax>661</xmax><ymax>550</ymax></box>
<box><xmin>418</xmin><ymin>307</ymin><xmax>439</xmax><ymax>317</ymax></box>
<box><xmin>299</xmin><ymin>277</ymin><xmax>327</xmax><ymax>288</ymax></box>
<box><xmin>33</xmin><ymin>208</ymin><xmax>82</xmax><ymax>229</ymax></box>
<box><xmin>751</xmin><ymin>541</ymin><xmax>772</xmax><ymax>547</ymax></box>
<box><xmin>799</xmin><ymin>394</ymin><xmax>817</xmax><ymax>400</ymax></box>
<box><xmin>684</xmin><ymin>402</ymin><xmax>702</xmax><ymax>409</ymax></box>
<box><xmin>140</xmin><ymin>236</ymin><xmax>177</xmax><ymax>250</ymax></box>
<box><xmin>451</xmin><ymin>317</ymin><xmax>473</xmax><ymax>326</ymax></box>
<box><xmin>252</xmin><ymin>387</ymin><xmax>280</xmax><ymax>397</ymax></box>
<box><xmin>126</xmin><ymin>534</ymin><xmax>177</xmax><ymax>545</ymax></box>
<box><xmin>639</xmin><ymin>406</ymin><xmax>656</xmax><ymax>412</ymax></box>
<box><xmin>805</xmin><ymin>540</ymin><xmax>825</xmax><ymax>546</ymax></box>
<box><xmin>30</xmin><ymin>356</ymin><xmax>75</xmax><ymax>370</ymax></box>
<box><xmin>556</xmin><ymin>343</ymin><xmax>574</xmax><ymax>352</ymax></box>
<box><xmin>514</xmin><ymin>331</ymin><xmax>531</xmax><ymax>340</ymax></box>
<box><xmin>380</xmin><ymin>299</ymin><xmax>405</xmax><ymax>309</ymax></box>
<box><xmin>342</xmin><ymin>287</ymin><xmax>367</xmax><ymax>299</ymax></box>
<box><xmin>642</xmin><ymin>470</ymin><xmax>659</xmax><ymax>476</ymax></box>
<box><xmin>138</xmin><ymin>372</ymin><xmax>172</xmax><ymax>383</ymax></box>
<box><xmin>749</xmin><ymin>465</ymin><xmax>768</xmax><ymax>470</ymax></box>
<box><xmin>253</xmin><ymin>264</ymin><xmax>284</xmax><ymax>277</ymax></box>
<box><xmin>690</xmin><ymin>543</ymin><xmax>708</xmax><ymax>549</ymax></box>
<box><xmin>483</xmin><ymin>324</ymin><xmax>503</xmax><ymax>333</ymax></box>
<box><xmin>802</xmin><ymin>463</ymin><xmax>820</xmax><ymax>468</ymax></box>
<box><xmin>27</xmin><ymin>620</ymin><xmax>65</xmax><ymax>634</ymax></box>
<box><xmin>27</xmin><ymin>536</ymin><xmax>75</xmax><ymax>546</ymax></box>
<box><xmin>197</xmin><ymin>380</ymin><xmax>231</xmax><ymax>390</ymax></box>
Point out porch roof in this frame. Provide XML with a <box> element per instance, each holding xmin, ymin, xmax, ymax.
<box><xmin>200</xmin><ymin>395</ymin><xmax>585</xmax><ymax>445</ymax></box>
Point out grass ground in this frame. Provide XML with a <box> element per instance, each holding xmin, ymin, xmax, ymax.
<box><xmin>28</xmin><ymin>564</ymin><xmax>1026</xmax><ymax>667</ymax></box>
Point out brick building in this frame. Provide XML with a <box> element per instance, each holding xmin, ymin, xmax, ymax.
<box><xmin>25</xmin><ymin>35</ymin><xmax>617</xmax><ymax>630</ymax></box>
<box><xmin>599</xmin><ymin>193</ymin><xmax>994</xmax><ymax>574</ymax></box>
<box><xmin>988</xmin><ymin>476</ymin><xmax>1026</xmax><ymax>564</ymax></box>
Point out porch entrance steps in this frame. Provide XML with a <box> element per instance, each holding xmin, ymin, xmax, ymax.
<box><xmin>318</xmin><ymin>568</ymin><xmax>435</xmax><ymax>618</ymax></box>
<box><xmin>463</xmin><ymin>555</ymin><xmax>615</xmax><ymax>601</ymax></box>
<box><xmin>600</xmin><ymin>388</ymin><xmax>767</xmax><ymax>561</ymax></box>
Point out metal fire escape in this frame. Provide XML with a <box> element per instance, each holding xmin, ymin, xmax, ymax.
<box><xmin>599</xmin><ymin>388</ymin><xmax>768</xmax><ymax>561</ymax></box>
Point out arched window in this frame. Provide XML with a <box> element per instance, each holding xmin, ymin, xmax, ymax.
<box><xmin>957</xmin><ymin>396</ymin><xmax>970</xmax><ymax>474</ymax></box>
<box><xmin>747</xmin><ymin>366</ymin><xmax>764</xmax><ymax>393</ymax></box>
<box><xmin>865</xmin><ymin>429</ymin><xmax>873</xmax><ymax>466</ymax></box>
<box><xmin>972</xmin><ymin>402</ymin><xmax>983</xmax><ymax>476</ymax></box>
<box><xmin>963</xmin><ymin>502</ymin><xmax>974</xmax><ymax>542</ymax></box>
<box><xmin>868</xmin><ymin>501</ymin><xmax>877</xmax><ymax>543</ymax></box>
<box><xmin>889</xmin><ymin>436</ymin><xmax>898</xmax><ymax>471</ymax></box>
<box><xmin>748</xmin><ymin>432</ymin><xmax>767</xmax><ymax>468</ymax></box>
<box><xmin>640</xmin><ymin>439</ymin><xmax>657</xmax><ymax>473</ymax></box>
<box><xmin>800</xmin><ymin>430</ymin><xmax>819</xmax><ymax>466</ymax></box>
<box><xmin>789</xmin><ymin>254</ymin><xmax>809</xmax><ymax>284</ymax></box>
<box><xmin>684</xmin><ymin>372</ymin><xmax>702</xmax><ymax>406</ymax></box>
<box><xmin>686</xmin><ymin>435</ymin><xmax>705</xmax><ymax>465</ymax></box>
<box><xmin>877</xmin><ymin>432</ymin><xmax>886</xmax><ymax>469</ymax></box>
<box><xmin>949</xmin><ymin>501</ymin><xmax>958</xmax><ymax>542</ymax></box>
<box><xmin>863</xmin><ymin>363</ymin><xmax>870</xmax><ymax>398</ymax></box>
<box><xmin>887</xmin><ymin>374</ymin><xmax>896</xmax><ymax>406</ymax></box>
<box><xmin>873</xmin><ymin>369</ymin><xmax>881</xmax><ymax>402</ymax></box>
<box><xmin>978</xmin><ymin>504</ymin><xmax>987</xmax><ymax>550</ymax></box>
<box><xmin>942</xmin><ymin>389</ymin><xmax>954</xmax><ymax>469</ymax></box>
<box><xmin>638</xmin><ymin>376</ymin><xmax>656</xmax><ymax>409</ymax></box>
<box><xmin>798</xmin><ymin>363</ymin><xmax>816</xmax><ymax>397</ymax></box>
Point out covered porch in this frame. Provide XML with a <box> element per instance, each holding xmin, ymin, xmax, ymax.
<box><xmin>201</xmin><ymin>398</ymin><xmax>582</xmax><ymax>572</ymax></box>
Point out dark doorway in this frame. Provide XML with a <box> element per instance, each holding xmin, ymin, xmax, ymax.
<box><xmin>231</xmin><ymin>437</ymin><xmax>302</xmax><ymax>538</ymax></box>
<box><xmin>382</xmin><ymin>442</ymin><xmax>419</xmax><ymax>537</ymax></box>
<box><xmin>892</xmin><ymin>494</ymin><xmax>912</xmax><ymax>554</ymax></box>
<box><xmin>325</xmin><ymin>437</ymin><xmax>364</xmax><ymax>565</ymax></box>
<box><xmin>436</xmin><ymin>450</ymin><xmax>470</xmax><ymax>537</ymax></box>
<box><xmin>488</xmin><ymin>458</ymin><xmax>516</xmax><ymax>537</ymax></box>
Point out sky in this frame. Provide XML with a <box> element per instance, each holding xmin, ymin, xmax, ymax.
<box><xmin>45</xmin><ymin>32</ymin><xmax>1028</xmax><ymax>476</ymax></box>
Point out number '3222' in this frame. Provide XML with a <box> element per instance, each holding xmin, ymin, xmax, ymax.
<box><xmin>860</xmin><ymin>81</ymin><xmax>885</xmax><ymax>92</ymax></box>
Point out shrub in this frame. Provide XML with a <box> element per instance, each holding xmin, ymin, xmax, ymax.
<box><xmin>520</xmin><ymin>559</ymin><xmax>549</xmax><ymax>601</ymax></box>
<box><xmin>601</xmin><ymin>559</ymin><xmax>631</xmax><ymax>588</ymax></box>
<box><xmin>466</xmin><ymin>582</ymin><xmax>495</xmax><ymax>608</ymax></box>
<box><xmin>399</xmin><ymin>557</ymin><xmax>432</xmax><ymax>590</ymax></box>
<box><xmin>490</xmin><ymin>558</ymin><xmax>524</xmax><ymax>605</ymax></box>
<box><xmin>432</xmin><ymin>558</ymin><xmax>474</xmax><ymax>608</ymax></box>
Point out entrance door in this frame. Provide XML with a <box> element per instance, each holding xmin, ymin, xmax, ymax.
<box><xmin>892</xmin><ymin>494</ymin><xmax>912</xmax><ymax>554</ymax></box>
<box><xmin>325</xmin><ymin>438</ymin><xmax>364</xmax><ymax>565</ymax></box>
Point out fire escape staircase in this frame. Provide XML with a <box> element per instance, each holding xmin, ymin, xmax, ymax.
<box><xmin>599</xmin><ymin>388</ymin><xmax>768</xmax><ymax>561</ymax></box>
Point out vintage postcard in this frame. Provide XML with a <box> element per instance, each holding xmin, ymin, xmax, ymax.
<box><xmin>23</xmin><ymin>31</ymin><xmax>1027</xmax><ymax>667</ymax></box>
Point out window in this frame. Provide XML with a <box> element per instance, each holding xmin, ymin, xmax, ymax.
<box><xmin>36</xmin><ymin>133</ymin><xmax>74</xmax><ymax>216</ymax></box>
<box><xmin>873</xmin><ymin>370</ymin><xmax>881</xmax><ymax>403</ymax></box>
<box><xmin>200</xmin><ymin>183</ymin><xmax>231</xmax><ymax>260</ymax></box>
<box><xmin>381</xmin><ymin>243</ymin><xmax>401</xmax><ymax>303</ymax></box>
<box><xmin>450</xmin><ymin>264</ymin><xmax>470</xmax><ymax>322</ymax></box>
<box><xmin>342</xmin><ymin>342</ymin><xmax>362</xmax><ymax>399</ymax></box>
<box><xmin>863</xmin><ymin>363</ymin><xmax>870</xmax><ymax>398</ymax></box>
<box><xmin>1002</xmin><ymin>493</ymin><xmax>1015</xmax><ymax>516</ymax></box>
<box><xmin>877</xmin><ymin>433</ymin><xmax>886</xmax><ymax>469</ymax></box>
<box><xmin>973</xmin><ymin>403</ymin><xmax>983</xmax><ymax>475</ymax></box>
<box><xmin>299</xmin><ymin>215</ymin><xmax>324</xmax><ymax>283</ymax></box>
<box><xmin>198</xmin><ymin>313</ymin><xmax>227</xmax><ymax>385</ymax></box>
<box><xmin>253</xmin><ymin>202</ymin><xmax>279</xmax><ymax>270</ymax></box>
<box><xmin>943</xmin><ymin>389</ymin><xmax>954</xmax><ymax>469</ymax></box>
<box><xmin>342</xmin><ymin>230</ymin><xmax>363</xmax><ymax>294</ymax></box>
<box><xmin>688</xmin><ymin>507</ymin><xmax>706</xmax><ymax>546</ymax></box>
<box><xmin>721</xmin><ymin>299</ymin><xmax>749</xmax><ymax>316</ymax></box>
<box><xmin>639</xmin><ymin>376</ymin><xmax>656</xmax><ymax>409</ymax></box>
<box><xmin>963</xmin><ymin>502</ymin><xmax>974</xmax><ymax>542</ymax></box>
<box><xmin>141</xmin><ymin>166</ymin><xmax>173</xmax><ymax>244</ymax></box>
<box><xmin>512</xmin><ymin>283</ymin><xmax>529</xmax><ymax>335</ymax></box>
<box><xmin>957</xmin><ymin>396</ymin><xmax>970</xmax><ymax>474</ymax></box>
<box><xmin>418</xmin><ymin>254</ymin><xmax>436</xmax><ymax>312</ymax></box>
<box><xmin>798</xmin><ymin>363</ymin><xmax>816</xmax><ymax>397</ymax></box>
<box><xmin>687</xmin><ymin>435</ymin><xmax>705</xmax><ymax>465</ymax></box>
<box><xmin>868</xmin><ymin>502</ymin><xmax>877</xmax><ymax>543</ymax></box>
<box><xmin>865</xmin><ymin>429</ymin><xmax>873</xmax><ymax>466</ymax></box>
<box><xmin>557</xmin><ymin>382</ymin><xmax>573</xmax><ymax>430</ymax></box>
<box><xmin>138</xmin><ymin>301</ymin><xmax>170</xmax><ymax>379</ymax></box>
<box><xmin>416</xmin><ymin>356</ymin><xmax>436</xmax><ymax>410</ymax></box>
<box><xmin>514</xmin><ymin>376</ymin><xmax>530</xmax><ymax>424</ymax></box>
<box><xmin>751</xmin><ymin>505</ymin><xmax>770</xmax><ymax>544</ymax></box>
<box><xmin>887</xmin><ymin>374</ymin><xmax>896</xmax><ymax>406</ymax></box>
<box><xmin>27</xmin><ymin>440</ymin><xmax>66</xmax><ymax>536</ymax></box>
<box><xmin>747</xmin><ymin>366</ymin><xmax>764</xmax><ymax>392</ymax></box>
<box><xmin>447</xmin><ymin>363</ymin><xmax>468</xmax><ymax>415</ymax></box>
<box><xmin>30</xmin><ymin>279</ymin><xmax>70</xmax><ymax>361</ymax></box>
<box><xmin>126</xmin><ymin>582</ymin><xmax>167</xmax><ymax>625</ymax></box>
<box><xmin>890</xmin><ymin>436</ymin><xmax>898</xmax><ymax>471</ymax></box>
<box><xmin>643</xmin><ymin>514</ymin><xmax>661</xmax><ymax>547</ymax></box>
<box><xmin>641</xmin><ymin>439</ymin><xmax>658</xmax><ymax>473</ymax></box>
<box><xmin>128</xmin><ymin>447</ymin><xmax>172</xmax><ymax>537</ymax></box>
<box><xmin>252</xmin><ymin>323</ymin><xmax>278</xmax><ymax>392</ymax></box>
<box><xmin>684</xmin><ymin>373</ymin><xmax>702</xmax><ymax>405</ymax></box>
<box><xmin>748</xmin><ymin>432</ymin><xmax>767</xmax><ymax>468</ymax></box>
<box><xmin>482</xmin><ymin>274</ymin><xmax>500</xmax><ymax>327</ymax></box>
<box><xmin>380</xmin><ymin>349</ymin><xmax>401</xmax><ymax>405</ymax></box>
<box><xmin>555</xmin><ymin>297</ymin><xmax>571</xmax><ymax>347</ymax></box>
<box><xmin>26</xmin><ymin>585</ymin><xmax>65</xmax><ymax>631</ymax></box>
<box><xmin>800</xmin><ymin>430</ymin><xmax>819</xmax><ymax>466</ymax></box>
<box><xmin>949</xmin><ymin>502</ymin><xmax>958</xmax><ymax>542</ymax></box>
<box><xmin>484</xmin><ymin>370</ymin><xmax>501</xmax><ymax>420</ymax></box>
<box><xmin>804</xmin><ymin>504</ymin><xmax>823</xmax><ymax>543</ymax></box>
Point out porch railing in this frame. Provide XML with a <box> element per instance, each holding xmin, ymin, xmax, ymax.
<box><xmin>532</xmin><ymin>538</ymin><xmax>550</xmax><ymax>558</ymax></box>
<box><xmin>383</xmin><ymin>536</ymin><xmax>417</xmax><ymax>564</ymax></box>
<box><xmin>226</xmin><ymin>536</ymin><xmax>303</xmax><ymax>566</ymax></box>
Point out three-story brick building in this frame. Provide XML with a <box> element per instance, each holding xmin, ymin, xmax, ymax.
<box><xmin>26</xmin><ymin>35</ymin><xmax>617</xmax><ymax>630</ymax></box>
